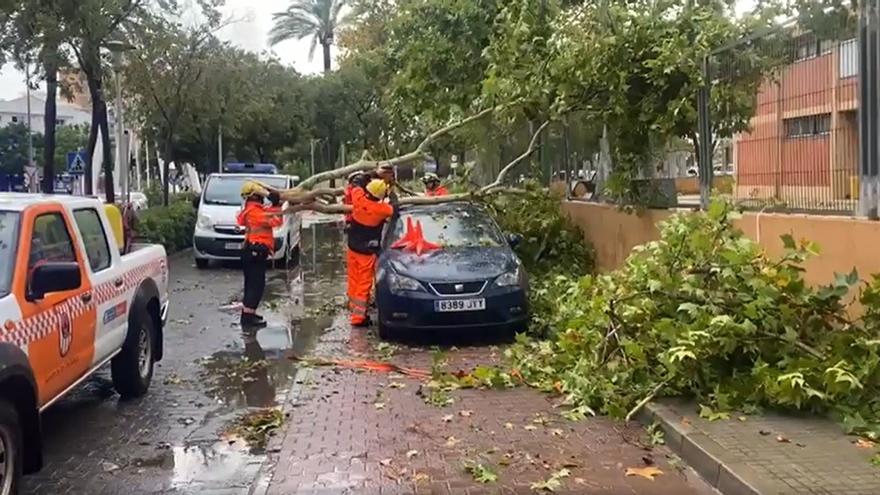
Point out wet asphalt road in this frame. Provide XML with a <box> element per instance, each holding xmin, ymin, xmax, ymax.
<box><xmin>21</xmin><ymin>222</ymin><xmax>346</xmax><ymax>495</ymax></box>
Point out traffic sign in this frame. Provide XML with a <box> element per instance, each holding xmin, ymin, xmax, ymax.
<box><xmin>67</xmin><ymin>151</ymin><xmax>87</xmax><ymax>175</ymax></box>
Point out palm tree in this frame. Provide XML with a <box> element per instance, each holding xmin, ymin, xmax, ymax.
<box><xmin>269</xmin><ymin>0</ymin><xmax>348</xmax><ymax>73</ymax></box>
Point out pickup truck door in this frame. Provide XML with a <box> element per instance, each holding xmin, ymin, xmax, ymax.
<box><xmin>13</xmin><ymin>204</ymin><xmax>96</xmax><ymax>407</ymax></box>
<box><xmin>71</xmin><ymin>207</ymin><xmax>130</xmax><ymax>366</ymax></box>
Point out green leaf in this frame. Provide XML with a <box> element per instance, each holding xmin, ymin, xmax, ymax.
<box><xmin>781</xmin><ymin>234</ymin><xmax>796</xmax><ymax>250</ymax></box>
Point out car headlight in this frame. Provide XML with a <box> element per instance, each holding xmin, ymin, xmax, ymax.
<box><xmin>495</xmin><ymin>267</ymin><xmax>523</xmax><ymax>287</ymax></box>
<box><xmin>197</xmin><ymin>214</ymin><xmax>214</xmax><ymax>230</ymax></box>
<box><xmin>389</xmin><ymin>272</ymin><xmax>424</xmax><ymax>293</ymax></box>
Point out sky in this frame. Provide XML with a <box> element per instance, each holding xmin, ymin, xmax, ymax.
<box><xmin>0</xmin><ymin>0</ymin><xmax>327</xmax><ymax>100</ymax></box>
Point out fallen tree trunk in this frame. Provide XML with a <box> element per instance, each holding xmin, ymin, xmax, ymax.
<box><xmin>274</xmin><ymin>105</ymin><xmax>549</xmax><ymax>214</ymax></box>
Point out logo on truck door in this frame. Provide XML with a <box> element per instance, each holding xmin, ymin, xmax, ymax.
<box><xmin>59</xmin><ymin>311</ymin><xmax>72</xmax><ymax>357</ymax></box>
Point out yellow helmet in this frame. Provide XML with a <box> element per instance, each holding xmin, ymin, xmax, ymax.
<box><xmin>366</xmin><ymin>179</ymin><xmax>389</xmax><ymax>199</ymax></box>
<box><xmin>240</xmin><ymin>180</ymin><xmax>267</xmax><ymax>198</ymax></box>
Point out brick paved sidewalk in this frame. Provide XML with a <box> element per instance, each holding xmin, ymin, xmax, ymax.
<box><xmin>644</xmin><ymin>399</ymin><xmax>880</xmax><ymax>495</ymax></box>
<box><xmin>259</xmin><ymin>328</ymin><xmax>717</xmax><ymax>495</ymax></box>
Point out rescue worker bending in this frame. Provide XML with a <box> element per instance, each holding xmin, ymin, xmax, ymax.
<box><xmin>422</xmin><ymin>173</ymin><xmax>449</xmax><ymax>197</ymax></box>
<box><xmin>237</xmin><ymin>181</ymin><xmax>283</xmax><ymax>328</ymax></box>
<box><xmin>347</xmin><ymin>179</ymin><xmax>397</xmax><ymax>327</ymax></box>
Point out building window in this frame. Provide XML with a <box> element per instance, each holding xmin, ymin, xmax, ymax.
<box><xmin>10</xmin><ymin>116</ymin><xmax>18</xmax><ymax>123</ymax></box>
<box><xmin>55</xmin><ymin>119</ymin><xmax>66</xmax><ymax>126</ymax></box>
<box><xmin>840</xmin><ymin>39</ymin><xmax>858</xmax><ymax>78</ymax></box>
<box><xmin>785</xmin><ymin>114</ymin><xmax>832</xmax><ymax>138</ymax></box>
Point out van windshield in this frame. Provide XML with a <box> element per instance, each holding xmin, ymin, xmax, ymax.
<box><xmin>0</xmin><ymin>211</ymin><xmax>20</xmax><ymax>298</ymax></box>
<box><xmin>203</xmin><ymin>176</ymin><xmax>288</xmax><ymax>205</ymax></box>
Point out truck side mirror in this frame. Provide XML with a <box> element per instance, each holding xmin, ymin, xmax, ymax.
<box><xmin>28</xmin><ymin>262</ymin><xmax>81</xmax><ymax>301</ymax></box>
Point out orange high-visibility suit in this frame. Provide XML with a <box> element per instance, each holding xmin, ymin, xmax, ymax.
<box><xmin>343</xmin><ymin>184</ymin><xmax>354</xmax><ymax>224</ymax></box>
<box><xmin>425</xmin><ymin>185</ymin><xmax>449</xmax><ymax>197</ymax></box>
<box><xmin>237</xmin><ymin>198</ymin><xmax>283</xmax><ymax>313</ymax></box>
<box><xmin>347</xmin><ymin>190</ymin><xmax>394</xmax><ymax>325</ymax></box>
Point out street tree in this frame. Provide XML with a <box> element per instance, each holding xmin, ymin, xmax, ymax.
<box><xmin>60</xmin><ymin>0</ymin><xmax>147</xmax><ymax>202</ymax></box>
<box><xmin>124</xmin><ymin>17</ymin><xmax>217</xmax><ymax>205</ymax></box>
<box><xmin>269</xmin><ymin>0</ymin><xmax>350</xmax><ymax>73</ymax></box>
<box><xmin>1</xmin><ymin>0</ymin><xmax>72</xmax><ymax>193</ymax></box>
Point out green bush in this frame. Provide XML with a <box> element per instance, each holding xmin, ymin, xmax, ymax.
<box><xmin>484</xmin><ymin>186</ymin><xmax>595</xmax><ymax>335</ymax></box>
<box><xmin>507</xmin><ymin>201</ymin><xmax>880</xmax><ymax>429</ymax></box>
<box><xmin>136</xmin><ymin>201</ymin><xmax>197</xmax><ymax>253</ymax></box>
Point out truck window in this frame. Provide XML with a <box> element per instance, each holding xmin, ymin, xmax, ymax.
<box><xmin>0</xmin><ymin>211</ymin><xmax>20</xmax><ymax>298</ymax></box>
<box><xmin>73</xmin><ymin>209</ymin><xmax>112</xmax><ymax>272</ymax></box>
<box><xmin>30</xmin><ymin>213</ymin><xmax>77</xmax><ymax>269</ymax></box>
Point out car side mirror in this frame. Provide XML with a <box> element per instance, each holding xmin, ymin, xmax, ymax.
<box><xmin>507</xmin><ymin>233</ymin><xmax>523</xmax><ymax>248</ymax></box>
<box><xmin>192</xmin><ymin>196</ymin><xmax>201</xmax><ymax>208</ymax></box>
<box><xmin>28</xmin><ymin>262</ymin><xmax>81</xmax><ymax>301</ymax></box>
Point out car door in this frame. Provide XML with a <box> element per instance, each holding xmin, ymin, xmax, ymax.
<box><xmin>72</xmin><ymin>207</ymin><xmax>129</xmax><ymax>366</ymax></box>
<box><xmin>12</xmin><ymin>205</ymin><xmax>95</xmax><ymax>407</ymax></box>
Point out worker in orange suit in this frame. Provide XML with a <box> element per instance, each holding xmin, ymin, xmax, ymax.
<box><xmin>422</xmin><ymin>173</ymin><xmax>449</xmax><ymax>197</ymax></box>
<box><xmin>343</xmin><ymin>171</ymin><xmax>370</xmax><ymax>229</ymax></box>
<box><xmin>237</xmin><ymin>181</ymin><xmax>283</xmax><ymax>328</ymax></box>
<box><xmin>347</xmin><ymin>179</ymin><xmax>396</xmax><ymax>327</ymax></box>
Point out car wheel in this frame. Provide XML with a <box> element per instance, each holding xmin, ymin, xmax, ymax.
<box><xmin>112</xmin><ymin>305</ymin><xmax>155</xmax><ymax>399</ymax></box>
<box><xmin>0</xmin><ymin>400</ymin><xmax>22</xmax><ymax>495</ymax></box>
<box><xmin>377</xmin><ymin>312</ymin><xmax>397</xmax><ymax>341</ymax></box>
<box><xmin>195</xmin><ymin>258</ymin><xmax>209</xmax><ymax>269</ymax></box>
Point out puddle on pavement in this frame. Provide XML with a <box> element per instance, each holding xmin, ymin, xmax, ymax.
<box><xmin>152</xmin><ymin>223</ymin><xmax>348</xmax><ymax>489</ymax></box>
<box><xmin>199</xmin><ymin>223</ymin><xmax>346</xmax><ymax>409</ymax></box>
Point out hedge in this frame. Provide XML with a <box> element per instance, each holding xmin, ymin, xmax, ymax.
<box><xmin>135</xmin><ymin>200</ymin><xmax>197</xmax><ymax>253</ymax></box>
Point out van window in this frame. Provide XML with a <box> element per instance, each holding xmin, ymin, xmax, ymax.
<box><xmin>74</xmin><ymin>209</ymin><xmax>112</xmax><ymax>272</ymax></box>
<box><xmin>30</xmin><ymin>213</ymin><xmax>77</xmax><ymax>269</ymax></box>
<box><xmin>0</xmin><ymin>211</ymin><xmax>20</xmax><ymax>298</ymax></box>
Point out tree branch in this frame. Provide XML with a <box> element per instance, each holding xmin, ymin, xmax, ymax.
<box><xmin>482</xmin><ymin>121</ymin><xmax>550</xmax><ymax>192</ymax></box>
<box><xmin>295</xmin><ymin>106</ymin><xmax>500</xmax><ymax>190</ymax></box>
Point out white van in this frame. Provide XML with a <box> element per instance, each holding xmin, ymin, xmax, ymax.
<box><xmin>192</xmin><ymin>173</ymin><xmax>301</xmax><ymax>269</ymax></box>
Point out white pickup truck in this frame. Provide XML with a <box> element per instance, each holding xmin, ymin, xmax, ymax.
<box><xmin>0</xmin><ymin>194</ymin><xmax>168</xmax><ymax>494</ymax></box>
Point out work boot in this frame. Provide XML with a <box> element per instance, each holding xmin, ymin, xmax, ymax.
<box><xmin>351</xmin><ymin>316</ymin><xmax>373</xmax><ymax>328</ymax></box>
<box><xmin>241</xmin><ymin>312</ymin><xmax>268</xmax><ymax>329</ymax></box>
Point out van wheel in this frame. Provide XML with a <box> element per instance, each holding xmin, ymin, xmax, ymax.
<box><xmin>112</xmin><ymin>306</ymin><xmax>155</xmax><ymax>399</ymax></box>
<box><xmin>0</xmin><ymin>400</ymin><xmax>22</xmax><ymax>495</ymax></box>
<box><xmin>195</xmin><ymin>258</ymin><xmax>209</xmax><ymax>269</ymax></box>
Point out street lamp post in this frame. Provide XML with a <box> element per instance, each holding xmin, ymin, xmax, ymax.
<box><xmin>107</xmin><ymin>40</ymin><xmax>132</xmax><ymax>203</ymax></box>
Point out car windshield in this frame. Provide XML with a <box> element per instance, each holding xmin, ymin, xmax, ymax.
<box><xmin>0</xmin><ymin>211</ymin><xmax>20</xmax><ymax>298</ymax></box>
<box><xmin>391</xmin><ymin>207</ymin><xmax>505</xmax><ymax>248</ymax></box>
<box><xmin>204</xmin><ymin>176</ymin><xmax>288</xmax><ymax>205</ymax></box>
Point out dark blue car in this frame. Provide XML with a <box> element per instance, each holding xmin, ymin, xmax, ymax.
<box><xmin>374</xmin><ymin>202</ymin><xmax>529</xmax><ymax>339</ymax></box>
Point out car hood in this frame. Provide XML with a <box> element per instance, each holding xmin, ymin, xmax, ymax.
<box><xmin>198</xmin><ymin>203</ymin><xmax>241</xmax><ymax>225</ymax></box>
<box><xmin>384</xmin><ymin>246</ymin><xmax>517</xmax><ymax>282</ymax></box>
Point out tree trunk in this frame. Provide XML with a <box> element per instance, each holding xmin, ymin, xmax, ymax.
<box><xmin>322</xmin><ymin>42</ymin><xmax>332</xmax><ymax>73</ymax></box>
<box><xmin>83</xmin><ymin>44</ymin><xmax>114</xmax><ymax>201</ymax></box>
<box><xmin>42</xmin><ymin>53</ymin><xmax>58</xmax><ymax>194</ymax></box>
<box><xmin>99</xmin><ymin>104</ymin><xmax>114</xmax><ymax>203</ymax></box>
<box><xmin>163</xmin><ymin>134</ymin><xmax>174</xmax><ymax>206</ymax></box>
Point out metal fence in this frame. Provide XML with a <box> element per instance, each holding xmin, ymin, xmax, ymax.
<box><xmin>697</xmin><ymin>7</ymin><xmax>880</xmax><ymax>215</ymax></box>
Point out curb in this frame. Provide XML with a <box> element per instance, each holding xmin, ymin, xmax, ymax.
<box><xmin>248</xmin><ymin>366</ymin><xmax>315</xmax><ymax>495</ymax></box>
<box><xmin>638</xmin><ymin>402</ymin><xmax>787</xmax><ymax>495</ymax></box>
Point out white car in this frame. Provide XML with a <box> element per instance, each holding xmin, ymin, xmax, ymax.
<box><xmin>128</xmin><ymin>192</ymin><xmax>148</xmax><ymax>211</ymax></box>
<box><xmin>192</xmin><ymin>174</ymin><xmax>301</xmax><ymax>269</ymax></box>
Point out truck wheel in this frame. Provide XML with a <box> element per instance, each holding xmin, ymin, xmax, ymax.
<box><xmin>112</xmin><ymin>305</ymin><xmax>155</xmax><ymax>399</ymax></box>
<box><xmin>0</xmin><ymin>400</ymin><xmax>22</xmax><ymax>495</ymax></box>
<box><xmin>195</xmin><ymin>258</ymin><xmax>209</xmax><ymax>269</ymax></box>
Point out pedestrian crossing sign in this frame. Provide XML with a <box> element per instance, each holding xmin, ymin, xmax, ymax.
<box><xmin>67</xmin><ymin>151</ymin><xmax>87</xmax><ymax>175</ymax></box>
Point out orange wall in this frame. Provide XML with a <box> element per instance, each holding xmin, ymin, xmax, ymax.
<box><xmin>562</xmin><ymin>202</ymin><xmax>880</xmax><ymax>289</ymax></box>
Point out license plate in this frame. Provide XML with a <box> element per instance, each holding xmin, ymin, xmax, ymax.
<box><xmin>225</xmin><ymin>242</ymin><xmax>243</xmax><ymax>250</ymax></box>
<box><xmin>434</xmin><ymin>298</ymin><xmax>486</xmax><ymax>312</ymax></box>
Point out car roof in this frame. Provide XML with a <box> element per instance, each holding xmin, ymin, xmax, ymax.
<box><xmin>208</xmin><ymin>173</ymin><xmax>289</xmax><ymax>180</ymax></box>
<box><xmin>0</xmin><ymin>193</ymin><xmax>101</xmax><ymax>212</ymax></box>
